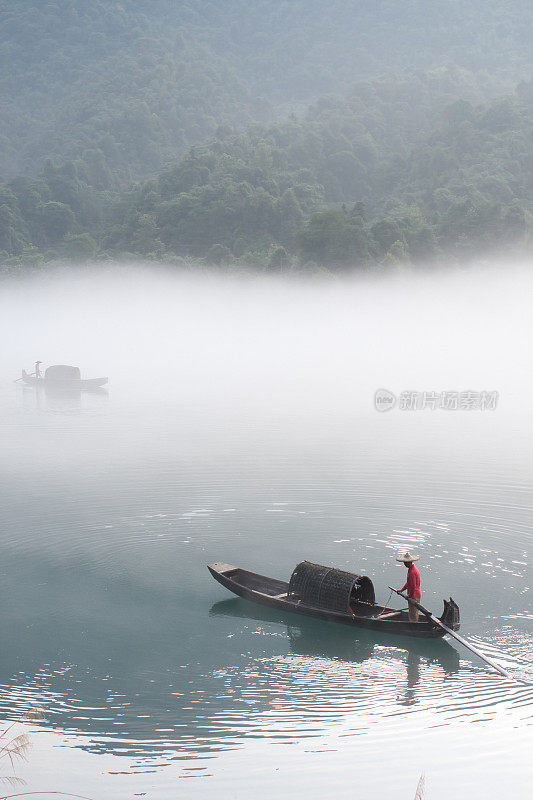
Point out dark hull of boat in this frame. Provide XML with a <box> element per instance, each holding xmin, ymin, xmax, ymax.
<box><xmin>22</xmin><ymin>376</ymin><xmax>108</xmax><ymax>390</ymax></box>
<box><xmin>208</xmin><ymin>563</ymin><xmax>448</xmax><ymax>639</ymax></box>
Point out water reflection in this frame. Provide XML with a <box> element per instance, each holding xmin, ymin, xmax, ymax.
<box><xmin>21</xmin><ymin>383</ymin><xmax>108</xmax><ymax>406</ymax></box>
<box><xmin>43</xmin><ymin>385</ymin><xmax>109</xmax><ymax>398</ymax></box>
<box><xmin>211</xmin><ymin>597</ymin><xmax>461</xmax><ymax>673</ymax></box>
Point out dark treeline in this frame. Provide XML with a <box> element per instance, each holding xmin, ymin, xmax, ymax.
<box><xmin>0</xmin><ymin>1</ymin><xmax>532</xmax><ymax>271</ymax></box>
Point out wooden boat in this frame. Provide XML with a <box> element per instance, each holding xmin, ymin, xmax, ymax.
<box><xmin>208</xmin><ymin>560</ymin><xmax>460</xmax><ymax>639</ymax></box>
<box><xmin>21</xmin><ymin>365</ymin><xmax>108</xmax><ymax>390</ymax></box>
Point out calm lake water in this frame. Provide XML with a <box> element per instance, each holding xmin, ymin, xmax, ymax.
<box><xmin>0</xmin><ymin>266</ymin><xmax>532</xmax><ymax>798</ymax></box>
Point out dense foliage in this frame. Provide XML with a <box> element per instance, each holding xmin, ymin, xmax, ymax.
<box><xmin>1</xmin><ymin>1</ymin><xmax>532</xmax><ymax>183</ymax></box>
<box><xmin>0</xmin><ymin>2</ymin><xmax>532</xmax><ymax>271</ymax></box>
<box><xmin>105</xmin><ymin>76</ymin><xmax>533</xmax><ymax>267</ymax></box>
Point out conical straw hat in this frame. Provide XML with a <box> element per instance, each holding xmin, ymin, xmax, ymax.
<box><xmin>396</xmin><ymin>551</ymin><xmax>420</xmax><ymax>563</ymax></box>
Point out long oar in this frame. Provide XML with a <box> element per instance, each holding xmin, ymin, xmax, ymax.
<box><xmin>390</xmin><ymin>588</ymin><xmax>512</xmax><ymax>678</ymax></box>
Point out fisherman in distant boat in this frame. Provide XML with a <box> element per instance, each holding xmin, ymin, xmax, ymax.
<box><xmin>34</xmin><ymin>360</ymin><xmax>42</xmax><ymax>379</ymax></box>
<box><xmin>396</xmin><ymin>552</ymin><xmax>421</xmax><ymax>622</ymax></box>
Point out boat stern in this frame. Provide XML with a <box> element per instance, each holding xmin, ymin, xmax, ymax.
<box><xmin>440</xmin><ymin>597</ymin><xmax>460</xmax><ymax>631</ymax></box>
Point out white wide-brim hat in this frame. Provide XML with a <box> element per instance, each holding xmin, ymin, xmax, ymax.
<box><xmin>396</xmin><ymin>551</ymin><xmax>420</xmax><ymax>563</ymax></box>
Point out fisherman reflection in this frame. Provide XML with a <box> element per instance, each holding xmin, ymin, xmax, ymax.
<box><xmin>401</xmin><ymin>650</ymin><xmax>421</xmax><ymax>706</ymax></box>
<box><xmin>398</xmin><ymin>644</ymin><xmax>460</xmax><ymax>706</ymax></box>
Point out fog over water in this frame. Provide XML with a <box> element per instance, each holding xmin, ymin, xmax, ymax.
<box><xmin>0</xmin><ymin>263</ymin><xmax>532</xmax><ymax>799</ymax></box>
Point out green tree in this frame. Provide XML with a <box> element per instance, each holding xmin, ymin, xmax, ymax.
<box><xmin>37</xmin><ymin>201</ymin><xmax>75</xmax><ymax>243</ymax></box>
<box><xmin>206</xmin><ymin>243</ymin><xmax>232</xmax><ymax>265</ymax></box>
<box><xmin>63</xmin><ymin>232</ymin><xmax>98</xmax><ymax>261</ymax></box>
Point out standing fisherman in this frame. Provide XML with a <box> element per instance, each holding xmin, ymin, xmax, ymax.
<box><xmin>396</xmin><ymin>552</ymin><xmax>421</xmax><ymax>622</ymax></box>
<box><xmin>34</xmin><ymin>360</ymin><xmax>42</xmax><ymax>379</ymax></box>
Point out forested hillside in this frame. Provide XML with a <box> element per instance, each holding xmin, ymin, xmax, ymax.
<box><xmin>104</xmin><ymin>77</ymin><xmax>533</xmax><ymax>267</ymax></box>
<box><xmin>0</xmin><ymin>1</ymin><xmax>532</xmax><ymax>271</ymax></box>
<box><xmin>1</xmin><ymin>1</ymin><xmax>532</xmax><ymax>183</ymax></box>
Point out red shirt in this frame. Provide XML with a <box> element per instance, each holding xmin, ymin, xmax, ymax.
<box><xmin>401</xmin><ymin>564</ymin><xmax>421</xmax><ymax>599</ymax></box>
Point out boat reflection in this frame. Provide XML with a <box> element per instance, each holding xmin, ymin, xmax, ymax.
<box><xmin>210</xmin><ymin>597</ymin><xmax>460</xmax><ymax>678</ymax></box>
<box><xmin>21</xmin><ymin>382</ymin><xmax>108</xmax><ymax>412</ymax></box>
<box><xmin>43</xmin><ymin>384</ymin><xmax>108</xmax><ymax>398</ymax></box>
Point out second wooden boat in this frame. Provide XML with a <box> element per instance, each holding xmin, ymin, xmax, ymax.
<box><xmin>21</xmin><ymin>364</ymin><xmax>108</xmax><ymax>390</ymax></box>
